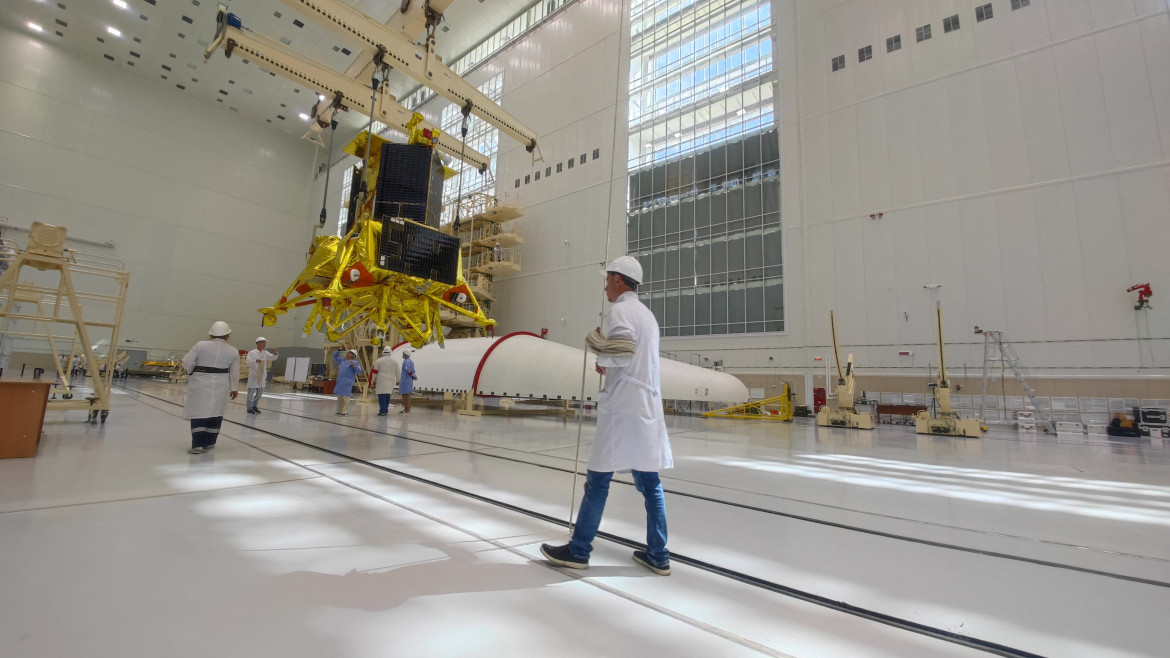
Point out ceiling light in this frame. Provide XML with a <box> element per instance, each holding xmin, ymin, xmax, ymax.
<box><xmin>107</xmin><ymin>26</ymin><xmax>122</xmax><ymax>37</ymax></box>
<box><xmin>317</xmin><ymin>94</ymin><xmax>325</xmax><ymax>101</ymax></box>
<box><xmin>28</xmin><ymin>22</ymin><xmax>44</xmax><ymax>32</ymax></box>
<box><xmin>298</xmin><ymin>113</ymin><xmax>310</xmax><ymax>121</ymax></box>
<box><xmin>112</xmin><ymin>0</ymin><xmax>128</xmax><ymax>8</ymax></box>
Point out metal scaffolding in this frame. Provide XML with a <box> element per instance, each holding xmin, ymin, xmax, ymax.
<box><xmin>0</xmin><ymin>223</ymin><xmax>129</xmax><ymax>423</ymax></box>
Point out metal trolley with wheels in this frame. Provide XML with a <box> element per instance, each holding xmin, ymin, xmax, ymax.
<box><xmin>0</xmin><ymin>222</ymin><xmax>129</xmax><ymax>424</ymax></box>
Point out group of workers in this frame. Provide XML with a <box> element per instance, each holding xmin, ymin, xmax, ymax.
<box><xmin>179</xmin><ymin>327</ymin><xmax>419</xmax><ymax>453</ymax></box>
<box><xmin>178</xmin><ymin>256</ymin><xmax>674</xmax><ymax>576</ymax></box>
<box><xmin>330</xmin><ymin>346</ymin><xmax>417</xmax><ymax>416</ymax></box>
<box><xmin>58</xmin><ymin>353</ymin><xmax>129</xmax><ymax>381</ymax></box>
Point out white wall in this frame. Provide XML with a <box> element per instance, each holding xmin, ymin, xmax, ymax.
<box><xmin>775</xmin><ymin>0</ymin><xmax>1170</xmax><ymax>379</ymax></box>
<box><xmin>0</xmin><ymin>24</ymin><xmax>323</xmax><ymax>355</ymax></box>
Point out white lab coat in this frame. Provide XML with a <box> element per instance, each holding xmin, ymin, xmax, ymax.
<box><xmin>181</xmin><ymin>338</ymin><xmax>240</xmax><ymax>420</ymax></box>
<box><xmin>590</xmin><ymin>291</ymin><xmax>673</xmax><ymax>473</ymax></box>
<box><xmin>246</xmin><ymin>348</ymin><xmax>278</xmax><ymax>388</ymax></box>
<box><xmin>373</xmin><ymin>355</ymin><xmax>399</xmax><ymax>392</ymax></box>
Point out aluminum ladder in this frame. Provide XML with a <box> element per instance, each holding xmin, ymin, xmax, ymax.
<box><xmin>979</xmin><ymin>331</ymin><xmax>1055</xmax><ymax>433</ymax></box>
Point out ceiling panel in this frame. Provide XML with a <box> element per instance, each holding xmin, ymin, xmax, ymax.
<box><xmin>0</xmin><ymin>0</ymin><xmax>542</xmax><ymax>144</ymax></box>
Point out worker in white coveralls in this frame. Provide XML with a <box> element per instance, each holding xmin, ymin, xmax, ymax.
<box><xmin>245</xmin><ymin>337</ymin><xmax>278</xmax><ymax>414</ymax></box>
<box><xmin>181</xmin><ymin>321</ymin><xmax>240</xmax><ymax>454</ymax></box>
<box><xmin>541</xmin><ymin>256</ymin><xmax>674</xmax><ymax>576</ymax></box>
<box><xmin>370</xmin><ymin>346</ymin><xmax>399</xmax><ymax>416</ymax></box>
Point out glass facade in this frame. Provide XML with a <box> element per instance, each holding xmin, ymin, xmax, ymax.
<box><xmin>628</xmin><ymin>0</ymin><xmax>774</xmax><ymax>169</ymax></box>
<box><xmin>439</xmin><ymin>73</ymin><xmax>504</xmax><ymax>225</ymax></box>
<box><xmin>336</xmin><ymin>167</ymin><xmax>351</xmax><ymax>236</ymax></box>
<box><xmin>402</xmin><ymin>0</ymin><xmax>575</xmax><ymax>112</ymax></box>
<box><xmin>627</xmin><ymin>0</ymin><xmax>782</xmax><ymax>336</ymax></box>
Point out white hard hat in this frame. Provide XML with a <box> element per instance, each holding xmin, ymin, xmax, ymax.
<box><xmin>382</xmin><ymin>346</ymin><xmax>393</xmax><ymax>354</ymax></box>
<box><xmin>402</xmin><ymin>348</ymin><xmax>413</xmax><ymax>356</ymax></box>
<box><xmin>209</xmin><ymin>321</ymin><xmax>231</xmax><ymax>337</ymax></box>
<box><xmin>255</xmin><ymin>336</ymin><xmax>267</xmax><ymax>343</ymax></box>
<box><xmin>347</xmin><ymin>349</ymin><xmax>358</xmax><ymax>356</ymax></box>
<box><xmin>605</xmin><ymin>255</ymin><xmax>643</xmax><ymax>284</ymax></box>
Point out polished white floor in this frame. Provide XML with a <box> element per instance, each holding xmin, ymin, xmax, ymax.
<box><xmin>1</xmin><ymin>379</ymin><xmax>1168</xmax><ymax>657</ymax></box>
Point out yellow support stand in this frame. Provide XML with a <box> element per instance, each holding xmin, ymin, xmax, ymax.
<box><xmin>0</xmin><ymin>222</ymin><xmax>129</xmax><ymax>424</ymax></box>
<box><xmin>703</xmin><ymin>385</ymin><xmax>793</xmax><ymax>421</ymax></box>
<box><xmin>915</xmin><ymin>303</ymin><xmax>986</xmax><ymax>438</ymax></box>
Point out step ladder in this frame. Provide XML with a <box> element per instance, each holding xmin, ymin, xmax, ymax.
<box><xmin>979</xmin><ymin>331</ymin><xmax>1055</xmax><ymax>433</ymax></box>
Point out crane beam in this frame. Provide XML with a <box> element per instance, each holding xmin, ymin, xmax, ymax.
<box><xmin>204</xmin><ymin>18</ymin><xmax>490</xmax><ymax>172</ymax></box>
<box><xmin>277</xmin><ymin>0</ymin><xmax>539</xmax><ymax>153</ymax></box>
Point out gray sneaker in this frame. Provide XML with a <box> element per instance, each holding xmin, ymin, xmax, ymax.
<box><xmin>187</xmin><ymin>447</ymin><xmax>203</xmax><ymax>454</ymax></box>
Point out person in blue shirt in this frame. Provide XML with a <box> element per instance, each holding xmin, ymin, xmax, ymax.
<box><xmin>398</xmin><ymin>349</ymin><xmax>417</xmax><ymax>415</ymax></box>
<box><xmin>332</xmin><ymin>348</ymin><xmax>363</xmax><ymax>416</ymax></box>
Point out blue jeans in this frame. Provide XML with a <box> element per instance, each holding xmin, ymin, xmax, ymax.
<box><xmin>246</xmin><ymin>387</ymin><xmax>262</xmax><ymax>411</ymax></box>
<box><xmin>569</xmin><ymin>470</ymin><xmax>669</xmax><ymax>565</ymax></box>
<box><xmin>378</xmin><ymin>393</ymin><xmax>391</xmax><ymax>414</ymax></box>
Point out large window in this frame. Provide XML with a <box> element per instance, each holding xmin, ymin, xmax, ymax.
<box><xmin>628</xmin><ymin>0</ymin><xmax>774</xmax><ymax>170</ymax></box>
<box><xmin>401</xmin><ymin>0</ymin><xmax>575</xmax><ymax>111</ymax></box>
<box><xmin>627</xmin><ymin>0</ymin><xmax>782</xmax><ymax>336</ymax></box>
<box><xmin>336</xmin><ymin>166</ymin><xmax>352</xmax><ymax>236</ymax></box>
<box><xmin>438</xmin><ymin>73</ymin><xmax>503</xmax><ymax>225</ymax></box>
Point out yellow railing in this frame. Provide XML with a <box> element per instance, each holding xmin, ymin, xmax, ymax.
<box><xmin>702</xmin><ymin>385</ymin><xmax>792</xmax><ymax>421</ymax></box>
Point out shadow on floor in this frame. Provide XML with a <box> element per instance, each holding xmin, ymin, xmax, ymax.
<box><xmin>268</xmin><ymin>541</ymin><xmax>651</xmax><ymax>612</ymax></box>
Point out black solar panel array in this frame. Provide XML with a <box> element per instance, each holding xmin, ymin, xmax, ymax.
<box><xmin>374</xmin><ymin>142</ymin><xmax>445</xmax><ymax>229</ymax></box>
<box><xmin>378</xmin><ymin>217</ymin><xmax>460</xmax><ymax>286</ymax></box>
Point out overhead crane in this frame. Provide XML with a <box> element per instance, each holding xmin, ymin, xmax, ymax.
<box><xmin>199</xmin><ymin>2</ymin><xmax>541</xmax><ymax>348</ymax></box>
<box><xmin>203</xmin><ymin>7</ymin><xmax>491</xmax><ymax>172</ymax></box>
<box><xmin>275</xmin><ymin>0</ymin><xmax>540</xmax><ymax>154</ymax></box>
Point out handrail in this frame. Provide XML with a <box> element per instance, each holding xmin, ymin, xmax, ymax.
<box><xmin>67</xmin><ymin>249</ymin><xmax>127</xmax><ymax>272</ymax></box>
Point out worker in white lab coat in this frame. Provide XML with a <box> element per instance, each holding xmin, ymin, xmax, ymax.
<box><xmin>245</xmin><ymin>337</ymin><xmax>278</xmax><ymax>414</ymax></box>
<box><xmin>371</xmin><ymin>346</ymin><xmax>399</xmax><ymax>416</ymax></box>
<box><xmin>542</xmin><ymin>256</ymin><xmax>674</xmax><ymax>576</ymax></box>
<box><xmin>181</xmin><ymin>321</ymin><xmax>240</xmax><ymax>454</ymax></box>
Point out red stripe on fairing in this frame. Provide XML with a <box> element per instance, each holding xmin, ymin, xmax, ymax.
<box><xmin>471</xmin><ymin>332</ymin><xmax>540</xmax><ymax>395</ymax></box>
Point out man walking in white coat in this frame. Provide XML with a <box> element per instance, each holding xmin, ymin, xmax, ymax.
<box><xmin>541</xmin><ymin>256</ymin><xmax>674</xmax><ymax>575</ymax></box>
<box><xmin>245</xmin><ymin>337</ymin><xmax>278</xmax><ymax>414</ymax></box>
<box><xmin>181</xmin><ymin>321</ymin><xmax>240</xmax><ymax>454</ymax></box>
<box><xmin>371</xmin><ymin>346</ymin><xmax>399</xmax><ymax>416</ymax></box>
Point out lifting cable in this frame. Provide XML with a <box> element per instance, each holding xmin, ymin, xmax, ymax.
<box><xmin>452</xmin><ymin>103</ymin><xmax>471</xmax><ymax>233</ymax></box>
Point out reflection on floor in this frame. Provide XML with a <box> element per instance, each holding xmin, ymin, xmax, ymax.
<box><xmin>1</xmin><ymin>379</ymin><xmax>1167</xmax><ymax>657</ymax></box>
